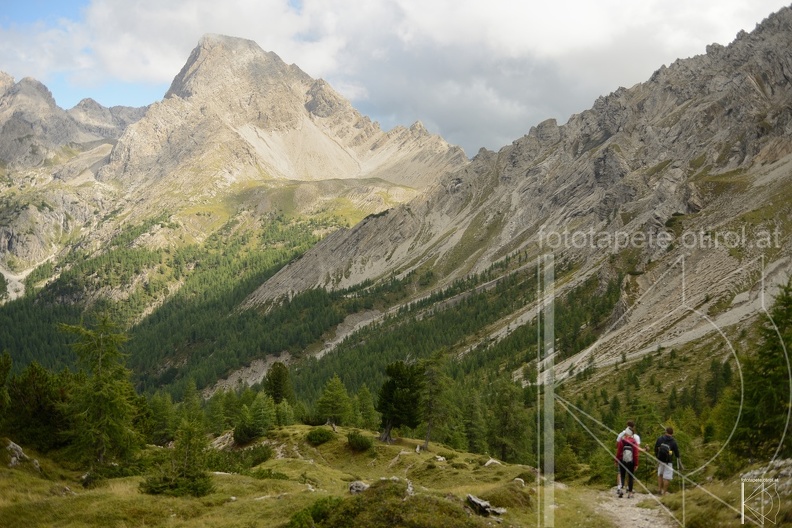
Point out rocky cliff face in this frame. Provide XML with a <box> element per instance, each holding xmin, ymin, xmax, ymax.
<box><xmin>245</xmin><ymin>7</ymin><xmax>792</xmax><ymax>375</ymax></box>
<box><xmin>0</xmin><ymin>76</ymin><xmax>146</xmax><ymax>293</ymax></box>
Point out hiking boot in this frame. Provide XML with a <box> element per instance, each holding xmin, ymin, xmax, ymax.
<box><xmin>617</xmin><ymin>489</ymin><xmax>623</xmax><ymax>498</ymax></box>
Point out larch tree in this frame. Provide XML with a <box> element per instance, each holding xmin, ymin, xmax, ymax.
<box><xmin>356</xmin><ymin>384</ymin><xmax>380</xmax><ymax>431</ymax></box>
<box><xmin>60</xmin><ymin>317</ymin><xmax>141</xmax><ymax>466</ymax></box>
<box><xmin>316</xmin><ymin>374</ymin><xmax>353</xmax><ymax>427</ymax></box>
<box><xmin>730</xmin><ymin>279</ymin><xmax>792</xmax><ymax>458</ymax></box>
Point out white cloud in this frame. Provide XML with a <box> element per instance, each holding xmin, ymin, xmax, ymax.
<box><xmin>0</xmin><ymin>0</ymin><xmax>788</xmax><ymax>153</ymax></box>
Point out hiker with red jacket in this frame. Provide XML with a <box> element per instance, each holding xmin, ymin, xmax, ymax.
<box><xmin>615</xmin><ymin>430</ymin><xmax>639</xmax><ymax>498</ymax></box>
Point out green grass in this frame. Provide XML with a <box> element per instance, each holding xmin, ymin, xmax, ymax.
<box><xmin>0</xmin><ymin>425</ymin><xmax>653</xmax><ymax>528</ymax></box>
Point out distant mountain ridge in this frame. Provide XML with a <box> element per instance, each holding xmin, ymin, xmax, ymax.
<box><xmin>1</xmin><ymin>7</ymin><xmax>792</xmax><ymax>400</ymax></box>
<box><xmin>0</xmin><ymin>73</ymin><xmax>145</xmax><ymax>168</ymax></box>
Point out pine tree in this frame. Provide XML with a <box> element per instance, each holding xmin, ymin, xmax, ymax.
<box><xmin>487</xmin><ymin>378</ymin><xmax>532</xmax><ymax>463</ymax></box>
<box><xmin>60</xmin><ymin>317</ymin><xmax>141</xmax><ymax>465</ymax></box>
<box><xmin>204</xmin><ymin>392</ymin><xmax>228</xmax><ymax>435</ymax></box>
<box><xmin>462</xmin><ymin>387</ymin><xmax>487</xmax><ymax>454</ymax></box>
<box><xmin>265</xmin><ymin>361</ymin><xmax>295</xmax><ymax>404</ymax></box>
<box><xmin>731</xmin><ymin>279</ymin><xmax>792</xmax><ymax>458</ymax></box>
<box><xmin>178</xmin><ymin>379</ymin><xmax>204</xmax><ymax>426</ymax></box>
<box><xmin>147</xmin><ymin>391</ymin><xmax>176</xmax><ymax>446</ymax></box>
<box><xmin>316</xmin><ymin>374</ymin><xmax>353</xmax><ymax>426</ymax></box>
<box><xmin>233</xmin><ymin>405</ymin><xmax>258</xmax><ymax>444</ymax></box>
<box><xmin>275</xmin><ymin>400</ymin><xmax>295</xmax><ymax>426</ymax></box>
<box><xmin>141</xmin><ymin>416</ymin><xmax>213</xmax><ymax>497</ymax></box>
<box><xmin>356</xmin><ymin>384</ymin><xmax>380</xmax><ymax>431</ymax></box>
<box><xmin>3</xmin><ymin>361</ymin><xmax>73</xmax><ymax>451</ymax></box>
<box><xmin>250</xmin><ymin>392</ymin><xmax>276</xmax><ymax>434</ymax></box>
<box><xmin>377</xmin><ymin>361</ymin><xmax>423</xmax><ymax>443</ymax></box>
<box><xmin>0</xmin><ymin>351</ymin><xmax>10</xmax><ymax>416</ymax></box>
<box><xmin>421</xmin><ymin>351</ymin><xmax>452</xmax><ymax>450</ymax></box>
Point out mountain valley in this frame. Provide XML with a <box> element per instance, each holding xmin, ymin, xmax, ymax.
<box><xmin>0</xmin><ymin>6</ymin><xmax>791</xmax><ymax>528</ymax></box>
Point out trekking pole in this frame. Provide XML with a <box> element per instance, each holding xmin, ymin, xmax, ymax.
<box><xmin>678</xmin><ymin>457</ymin><xmax>685</xmax><ymax>525</ymax></box>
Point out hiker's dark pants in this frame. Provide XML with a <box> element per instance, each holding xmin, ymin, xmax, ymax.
<box><xmin>619</xmin><ymin>461</ymin><xmax>635</xmax><ymax>492</ymax></box>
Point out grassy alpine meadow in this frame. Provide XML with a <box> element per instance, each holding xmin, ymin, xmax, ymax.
<box><xmin>0</xmin><ymin>425</ymin><xmax>661</xmax><ymax>528</ymax></box>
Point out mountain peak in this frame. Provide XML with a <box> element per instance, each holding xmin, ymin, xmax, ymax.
<box><xmin>10</xmin><ymin>77</ymin><xmax>58</xmax><ymax>107</ymax></box>
<box><xmin>165</xmin><ymin>34</ymin><xmax>307</xmax><ymax>100</ymax></box>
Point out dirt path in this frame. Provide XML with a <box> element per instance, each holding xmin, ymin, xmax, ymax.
<box><xmin>595</xmin><ymin>488</ymin><xmax>678</xmax><ymax>528</ymax></box>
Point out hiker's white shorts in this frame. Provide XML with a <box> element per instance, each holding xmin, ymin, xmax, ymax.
<box><xmin>657</xmin><ymin>462</ymin><xmax>673</xmax><ymax>481</ymax></box>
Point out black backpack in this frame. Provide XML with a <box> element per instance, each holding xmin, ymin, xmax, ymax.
<box><xmin>657</xmin><ymin>438</ymin><xmax>672</xmax><ymax>463</ymax></box>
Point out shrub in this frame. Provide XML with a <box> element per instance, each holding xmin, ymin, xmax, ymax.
<box><xmin>288</xmin><ymin>480</ymin><xmax>489</xmax><ymax>527</ymax></box>
<box><xmin>478</xmin><ymin>481</ymin><xmax>533</xmax><ymax>509</ymax></box>
<box><xmin>306</xmin><ymin>427</ymin><xmax>334</xmax><ymax>446</ymax></box>
<box><xmin>139</xmin><ymin>472</ymin><xmax>214</xmax><ymax>497</ymax></box>
<box><xmin>205</xmin><ymin>444</ymin><xmax>273</xmax><ymax>473</ymax></box>
<box><xmin>287</xmin><ymin>496</ymin><xmax>344</xmax><ymax>528</ymax></box>
<box><xmin>347</xmin><ymin>430</ymin><xmax>373</xmax><ymax>452</ymax></box>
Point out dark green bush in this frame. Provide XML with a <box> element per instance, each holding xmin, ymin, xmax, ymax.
<box><xmin>306</xmin><ymin>427</ymin><xmax>334</xmax><ymax>446</ymax></box>
<box><xmin>233</xmin><ymin>420</ymin><xmax>259</xmax><ymax>445</ymax></box>
<box><xmin>205</xmin><ymin>444</ymin><xmax>273</xmax><ymax>473</ymax></box>
<box><xmin>347</xmin><ymin>430</ymin><xmax>373</xmax><ymax>452</ymax></box>
<box><xmin>288</xmin><ymin>496</ymin><xmax>344</xmax><ymax>527</ymax></box>
<box><xmin>287</xmin><ymin>480</ymin><xmax>488</xmax><ymax>527</ymax></box>
<box><xmin>139</xmin><ymin>472</ymin><xmax>214</xmax><ymax>497</ymax></box>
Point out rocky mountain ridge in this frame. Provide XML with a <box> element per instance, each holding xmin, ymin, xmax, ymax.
<box><xmin>0</xmin><ymin>73</ymin><xmax>145</xmax><ymax>168</ymax></box>
<box><xmin>243</xmin><ymin>6</ymin><xmax>792</xmax><ymax>380</ymax></box>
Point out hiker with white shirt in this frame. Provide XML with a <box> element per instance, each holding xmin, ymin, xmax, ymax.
<box><xmin>616</xmin><ymin>430</ymin><xmax>640</xmax><ymax>498</ymax></box>
<box><xmin>615</xmin><ymin>420</ymin><xmax>644</xmax><ymax>496</ymax></box>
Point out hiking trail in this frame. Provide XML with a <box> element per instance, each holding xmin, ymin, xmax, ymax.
<box><xmin>595</xmin><ymin>488</ymin><xmax>678</xmax><ymax>528</ymax></box>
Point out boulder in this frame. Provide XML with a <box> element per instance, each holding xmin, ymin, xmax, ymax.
<box><xmin>467</xmin><ymin>494</ymin><xmax>507</xmax><ymax>516</ymax></box>
<box><xmin>349</xmin><ymin>481</ymin><xmax>370</xmax><ymax>494</ymax></box>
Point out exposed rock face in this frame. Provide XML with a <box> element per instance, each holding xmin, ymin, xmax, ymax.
<box><xmin>245</xmin><ymin>7</ymin><xmax>792</xmax><ymax>371</ymax></box>
<box><xmin>98</xmin><ymin>34</ymin><xmax>466</xmax><ymax>217</ymax></box>
<box><xmin>67</xmin><ymin>98</ymin><xmax>147</xmax><ymax>139</ymax></box>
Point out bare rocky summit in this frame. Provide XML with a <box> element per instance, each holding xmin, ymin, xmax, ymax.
<box><xmin>0</xmin><ymin>75</ymin><xmax>146</xmax><ymax>169</ymax></box>
<box><xmin>98</xmin><ymin>34</ymin><xmax>466</xmax><ymax>217</ymax></box>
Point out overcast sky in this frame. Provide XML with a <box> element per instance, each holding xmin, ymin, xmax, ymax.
<box><xmin>1</xmin><ymin>0</ymin><xmax>788</xmax><ymax>155</ymax></box>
